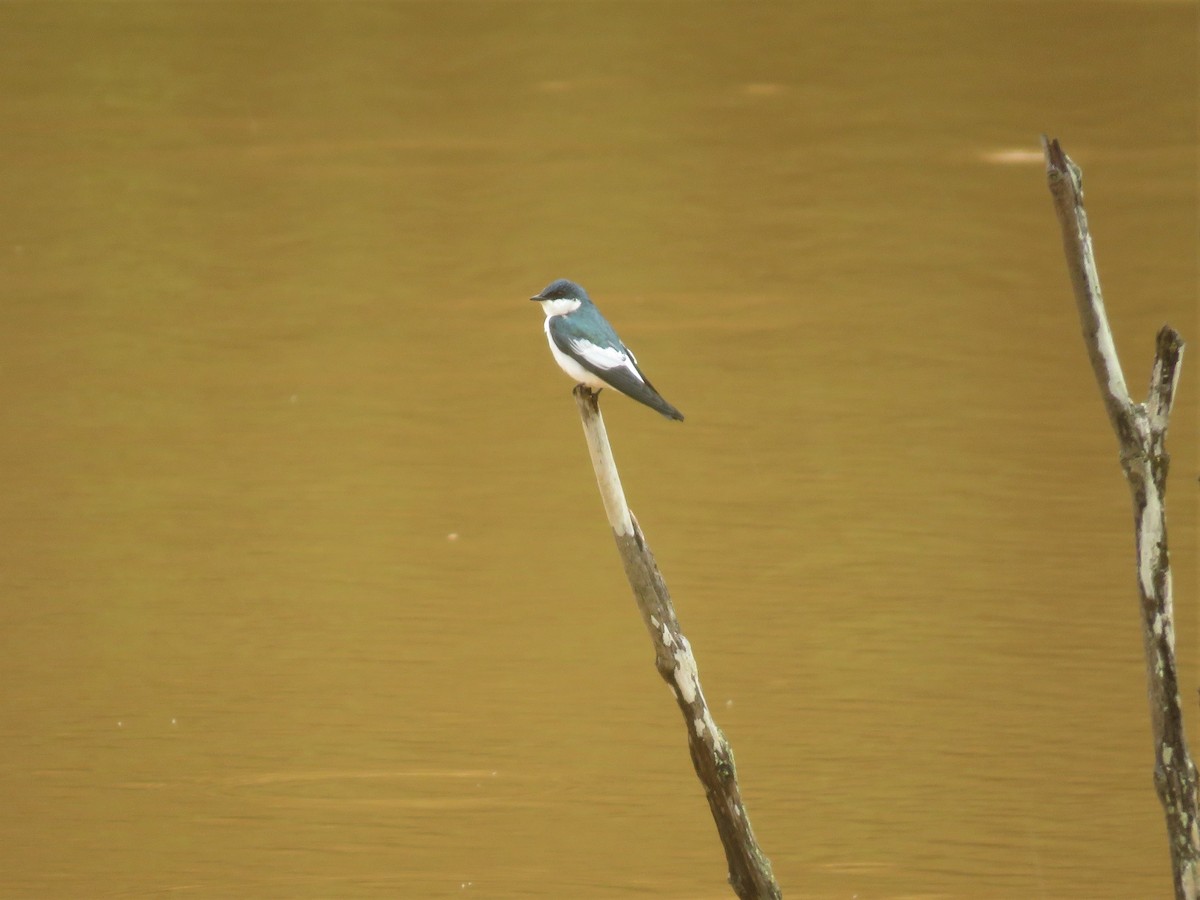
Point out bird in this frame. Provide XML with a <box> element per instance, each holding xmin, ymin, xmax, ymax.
<box><xmin>530</xmin><ymin>278</ymin><xmax>684</xmax><ymax>421</ymax></box>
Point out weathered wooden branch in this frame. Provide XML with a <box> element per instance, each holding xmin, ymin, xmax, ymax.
<box><xmin>1042</xmin><ymin>135</ymin><xmax>1199</xmax><ymax>900</ymax></box>
<box><xmin>572</xmin><ymin>384</ymin><xmax>782</xmax><ymax>900</ymax></box>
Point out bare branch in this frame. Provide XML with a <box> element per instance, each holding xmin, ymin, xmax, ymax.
<box><xmin>1148</xmin><ymin>325</ymin><xmax>1185</xmax><ymax>434</ymax></box>
<box><xmin>572</xmin><ymin>385</ymin><xmax>782</xmax><ymax>900</ymax></box>
<box><xmin>1041</xmin><ymin>135</ymin><xmax>1138</xmax><ymax>446</ymax></box>
<box><xmin>1042</xmin><ymin>135</ymin><xmax>1199</xmax><ymax>900</ymax></box>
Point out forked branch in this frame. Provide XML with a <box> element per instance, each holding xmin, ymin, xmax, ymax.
<box><xmin>1042</xmin><ymin>134</ymin><xmax>1198</xmax><ymax>900</ymax></box>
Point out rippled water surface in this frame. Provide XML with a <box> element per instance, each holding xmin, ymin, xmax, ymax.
<box><xmin>1</xmin><ymin>2</ymin><xmax>1196</xmax><ymax>897</ymax></box>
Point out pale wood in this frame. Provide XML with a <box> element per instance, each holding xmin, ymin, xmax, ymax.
<box><xmin>573</xmin><ymin>384</ymin><xmax>782</xmax><ymax>900</ymax></box>
<box><xmin>1042</xmin><ymin>135</ymin><xmax>1198</xmax><ymax>900</ymax></box>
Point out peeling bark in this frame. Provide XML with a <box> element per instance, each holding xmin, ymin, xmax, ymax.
<box><xmin>1043</xmin><ymin>135</ymin><xmax>1198</xmax><ymax>900</ymax></box>
<box><xmin>573</xmin><ymin>385</ymin><xmax>782</xmax><ymax>900</ymax></box>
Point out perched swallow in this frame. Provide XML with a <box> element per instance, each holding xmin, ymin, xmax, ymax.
<box><xmin>530</xmin><ymin>279</ymin><xmax>684</xmax><ymax>421</ymax></box>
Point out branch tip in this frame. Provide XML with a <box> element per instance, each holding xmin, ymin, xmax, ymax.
<box><xmin>573</xmin><ymin>383</ymin><xmax>600</xmax><ymax>414</ymax></box>
<box><xmin>1041</xmin><ymin>135</ymin><xmax>1084</xmax><ymax>198</ymax></box>
<box><xmin>1042</xmin><ymin>134</ymin><xmax>1068</xmax><ymax>175</ymax></box>
<box><xmin>1156</xmin><ymin>325</ymin><xmax>1185</xmax><ymax>360</ymax></box>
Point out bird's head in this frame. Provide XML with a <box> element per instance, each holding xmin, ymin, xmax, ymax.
<box><xmin>530</xmin><ymin>278</ymin><xmax>591</xmax><ymax>317</ymax></box>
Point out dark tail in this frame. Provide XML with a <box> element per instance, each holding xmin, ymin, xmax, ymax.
<box><xmin>628</xmin><ymin>384</ymin><xmax>684</xmax><ymax>421</ymax></box>
<box><xmin>651</xmin><ymin>395</ymin><xmax>685</xmax><ymax>421</ymax></box>
<box><xmin>592</xmin><ymin>367</ymin><xmax>685</xmax><ymax>421</ymax></box>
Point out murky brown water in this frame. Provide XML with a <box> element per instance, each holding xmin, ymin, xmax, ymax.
<box><xmin>1</xmin><ymin>2</ymin><xmax>1196</xmax><ymax>897</ymax></box>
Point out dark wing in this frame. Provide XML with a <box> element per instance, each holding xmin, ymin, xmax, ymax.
<box><xmin>548</xmin><ymin>315</ymin><xmax>684</xmax><ymax>420</ymax></box>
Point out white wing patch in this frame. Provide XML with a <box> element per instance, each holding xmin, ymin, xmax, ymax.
<box><xmin>570</xmin><ymin>338</ymin><xmax>646</xmax><ymax>384</ymax></box>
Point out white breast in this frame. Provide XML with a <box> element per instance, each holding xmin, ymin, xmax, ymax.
<box><xmin>544</xmin><ymin>318</ymin><xmax>608</xmax><ymax>389</ymax></box>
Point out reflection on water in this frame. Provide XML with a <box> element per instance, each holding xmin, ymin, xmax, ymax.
<box><xmin>0</xmin><ymin>1</ymin><xmax>1195</xmax><ymax>897</ymax></box>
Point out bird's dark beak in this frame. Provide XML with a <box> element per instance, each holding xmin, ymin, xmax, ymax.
<box><xmin>529</xmin><ymin>295</ymin><xmax>545</xmax><ymax>302</ymax></box>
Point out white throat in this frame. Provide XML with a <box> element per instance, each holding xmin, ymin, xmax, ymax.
<box><xmin>538</xmin><ymin>297</ymin><xmax>582</xmax><ymax>318</ymax></box>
